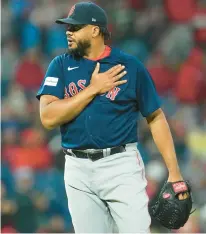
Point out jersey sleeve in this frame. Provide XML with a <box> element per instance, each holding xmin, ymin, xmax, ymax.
<box><xmin>36</xmin><ymin>57</ymin><xmax>65</xmax><ymax>100</ymax></box>
<box><xmin>136</xmin><ymin>61</ymin><xmax>161</xmax><ymax>117</ymax></box>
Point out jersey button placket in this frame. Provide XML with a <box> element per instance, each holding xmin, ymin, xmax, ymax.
<box><xmin>86</xmin><ymin>114</ymin><xmax>93</xmax><ymax>138</ymax></box>
<box><xmin>89</xmin><ymin>116</ymin><xmax>92</xmax><ymax>137</ymax></box>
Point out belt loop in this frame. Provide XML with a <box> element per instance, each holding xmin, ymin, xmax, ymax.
<box><xmin>103</xmin><ymin>149</ymin><xmax>107</xmax><ymax>157</ymax></box>
<box><xmin>68</xmin><ymin>149</ymin><xmax>77</xmax><ymax>157</ymax></box>
<box><xmin>86</xmin><ymin>152</ymin><xmax>91</xmax><ymax>159</ymax></box>
<box><xmin>123</xmin><ymin>145</ymin><xmax>126</xmax><ymax>151</ymax></box>
<box><xmin>103</xmin><ymin>148</ymin><xmax>111</xmax><ymax>157</ymax></box>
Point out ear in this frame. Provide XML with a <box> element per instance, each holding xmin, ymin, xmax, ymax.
<box><xmin>92</xmin><ymin>26</ymin><xmax>100</xmax><ymax>38</ymax></box>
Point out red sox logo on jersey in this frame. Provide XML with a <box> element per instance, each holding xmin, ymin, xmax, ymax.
<box><xmin>64</xmin><ymin>80</ymin><xmax>121</xmax><ymax>101</ymax></box>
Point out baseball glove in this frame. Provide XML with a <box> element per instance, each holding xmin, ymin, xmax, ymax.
<box><xmin>149</xmin><ymin>180</ymin><xmax>194</xmax><ymax>229</ymax></box>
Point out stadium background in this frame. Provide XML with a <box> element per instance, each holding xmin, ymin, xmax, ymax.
<box><xmin>1</xmin><ymin>0</ymin><xmax>206</xmax><ymax>232</ymax></box>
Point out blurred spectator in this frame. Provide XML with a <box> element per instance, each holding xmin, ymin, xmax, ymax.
<box><xmin>20</xmin><ymin>20</ymin><xmax>41</xmax><ymax>52</ymax></box>
<box><xmin>13</xmin><ymin>167</ymin><xmax>37</xmax><ymax>233</ymax></box>
<box><xmin>1</xmin><ymin>1</ymin><xmax>13</xmax><ymax>42</ymax></box>
<box><xmin>33</xmin><ymin>191</ymin><xmax>51</xmax><ymax>231</ymax></box>
<box><xmin>9</xmin><ymin>0</ymin><xmax>34</xmax><ymax>19</ymax></box>
<box><xmin>29</xmin><ymin>0</ymin><xmax>62</xmax><ymax>28</ymax></box>
<box><xmin>1</xmin><ymin>181</ymin><xmax>17</xmax><ymax>232</ymax></box>
<box><xmin>49</xmin><ymin>215</ymin><xmax>67</xmax><ymax>233</ymax></box>
<box><xmin>14</xmin><ymin>49</ymin><xmax>44</xmax><ymax>92</ymax></box>
<box><xmin>112</xmin><ymin>0</ymin><xmax>136</xmax><ymax>40</ymax></box>
<box><xmin>175</xmin><ymin>47</ymin><xmax>206</xmax><ymax>104</ymax></box>
<box><xmin>6</xmin><ymin>84</ymin><xmax>29</xmax><ymax>119</ymax></box>
<box><xmin>1</xmin><ymin>226</ymin><xmax>17</xmax><ymax>233</ymax></box>
<box><xmin>1</xmin><ymin>164</ymin><xmax>15</xmax><ymax>197</ymax></box>
<box><xmin>119</xmin><ymin>38</ymin><xmax>149</xmax><ymax>62</ymax></box>
<box><xmin>1</xmin><ymin>39</ymin><xmax>19</xmax><ymax>97</ymax></box>
<box><xmin>40</xmin><ymin>215</ymin><xmax>67</xmax><ymax>233</ymax></box>
<box><xmin>148</xmin><ymin>52</ymin><xmax>176</xmax><ymax>95</ymax></box>
<box><xmin>9</xmin><ymin>0</ymin><xmax>35</xmax><ymax>44</ymax></box>
<box><xmin>45</xmin><ymin>24</ymin><xmax>68</xmax><ymax>57</ymax></box>
<box><xmin>138</xmin><ymin>5</ymin><xmax>167</xmax><ymax>51</ymax></box>
<box><xmin>1</xmin><ymin>100</ymin><xmax>21</xmax><ymax>131</ymax></box>
<box><xmin>14</xmin><ymin>167</ymin><xmax>34</xmax><ymax>194</ymax></box>
<box><xmin>158</xmin><ymin>25</ymin><xmax>194</xmax><ymax>68</ymax></box>
<box><xmin>128</xmin><ymin>0</ymin><xmax>145</xmax><ymax>11</ymax></box>
<box><xmin>164</xmin><ymin>0</ymin><xmax>196</xmax><ymax>22</ymax></box>
<box><xmin>7</xmin><ymin>128</ymin><xmax>53</xmax><ymax>171</ymax></box>
<box><xmin>2</xmin><ymin>127</ymin><xmax>19</xmax><ymax>163</ymax></box>
<box><xmin>34</xmin><ymin>169</ymin><xmax>67</xmax><ymax>209</ymax></box>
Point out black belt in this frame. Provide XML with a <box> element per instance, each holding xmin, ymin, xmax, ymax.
<box><xmin>64</xmin><ymin>145</ymin><xmax>126</xmax><ymax>161</ymax></box>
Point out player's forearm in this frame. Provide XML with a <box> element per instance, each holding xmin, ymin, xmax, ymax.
<box><xmin>41</xmin><ymin>85</ymin><xmax>98</xmax><ymax>129</ymax></box>
<box><xmin>146</xmin><ymin>109</ymin><xmax>182</xmax><ymax>180</ymax></box>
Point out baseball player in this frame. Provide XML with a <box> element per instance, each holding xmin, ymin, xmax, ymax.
<box><xmin>36</xmin><ymin>2</ymin><xmax>188</xmax><ymax>233</ymax></box>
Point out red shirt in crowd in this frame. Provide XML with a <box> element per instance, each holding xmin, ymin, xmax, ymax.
<box><xmin>175</xmin><ymin>48</ymin><xmax>206</xmax><ymax>104</ymax></box>
<box><xmin>148</xmin><ymin>66</ymin><xmax>176</xmax><ymax>95</ymax></box>
<box><xmin>164</xmin><ymin>0</ymin><xmax>196</xmax><ymax>22</ymax></box>
<box><xmin>15</xmin><ymin>58</ymin><xmax>44</xmax><ymax>91</ymax></box>
<box><xmin>4</xmin><ymin>129</ymin><xmax>53</xmax><ymax>171</ymax></box>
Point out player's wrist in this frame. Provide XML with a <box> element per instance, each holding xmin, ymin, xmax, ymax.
<box><xmin>168</xmin><ymin>170</ymin><xmax>183</xmax><ymax>182</ymax></box>
<box><xmin>87</xmin><ymin>84</ymin><xmax>99</xmax><ymax>96</ymax></box>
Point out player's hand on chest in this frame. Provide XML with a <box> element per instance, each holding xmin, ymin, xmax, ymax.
<box><xmin>64</xmin><ymin>62</ymin><xmax>129</xmax><ymax>101</ymax></box>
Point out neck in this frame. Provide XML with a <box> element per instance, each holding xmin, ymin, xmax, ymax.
<box><xmin>84</xmin><ymin>41</ymin><xmax>105</xmax><ymax>60</ymax></box>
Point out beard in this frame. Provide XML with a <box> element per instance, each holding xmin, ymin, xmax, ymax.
<box><xmin>67</xmin><ymin>39</ymin><xmax>91</xmax><ymax>59</ymax></box>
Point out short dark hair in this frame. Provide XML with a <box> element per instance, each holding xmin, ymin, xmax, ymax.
<box><xmin>99</xmin><ymin>27</ymin><xmax>111</xmax><ymax>41</ymax></box>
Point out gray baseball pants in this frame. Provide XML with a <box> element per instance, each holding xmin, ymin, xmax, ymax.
<box><xmin>64</xmin><ymin>143</ymin><xmax>151</xmax><ymax>233</ymax></box>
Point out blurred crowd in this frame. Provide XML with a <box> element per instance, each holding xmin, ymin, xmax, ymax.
<box><xmin>1</xmin><ymin>0</ymin><xmax>206</xmax><ymax>233</ymax></box>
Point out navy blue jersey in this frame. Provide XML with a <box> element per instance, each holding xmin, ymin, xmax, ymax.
<box><xmin>36</xmin><ymin>47</ymin><xmax>161</xmax><ymax>149</ymax></box>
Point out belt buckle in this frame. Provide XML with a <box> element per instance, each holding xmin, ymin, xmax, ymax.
<box><xmin>86</xmin><ymin>152</ymin><xmax>97</xmax><ymax>161</ymax></box>
<box><xmin>86</xmin><ymin>152</ymin><xmax>92</xmax><ymax>160</ymax></box>
<box><xmin>86</xmin><ymin>150</ymin><xmax>104</xmax><ymax>161</ymax></box>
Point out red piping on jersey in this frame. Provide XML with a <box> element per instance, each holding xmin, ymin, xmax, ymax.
<box><xmin>89</xmin><ymin>45</ymin><xmax>111</xmax><ymax>61</ymax></box>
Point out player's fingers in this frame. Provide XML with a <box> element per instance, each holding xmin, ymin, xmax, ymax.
<box><xmin>113</xmin><ymin>80</ymin><xmax>127</xmax><ymax>86</ymax></box>
<box><xmin>106</xmin><ymin>64</ymin><xmax>122</xmax><ymax>75</ymax></box>
<box><xmin>106</xmin><ymin>64</ymin><xmax>121</xmax><ymax>74</ymax></box>
<box><xmin>113</xmin><ymin>71</ymin><xmax>127</xmax><ymax>81</ymax></box>
<box><xmin>184</xmin><ymin>192</ymin><xmax>189</xmax><ymax>199</ymax></box>
<box><xmin>110</xmin><ymin>65</ymin><xmax>125</xmax><ymax>77</ymax></box>
<box><xmin>178</xmin><ymin>194</ymin><xmax>184</xmax><ymax>200</ymax></box>
<box><xmin>92</xmin><ymin>62</ymin><xmax>100</xmax><ymax>75</ymax></box>
<box><xmin>178</xmin><ymin>193</ymin><xmax>188</xmax><ymax>200</ymax></box>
